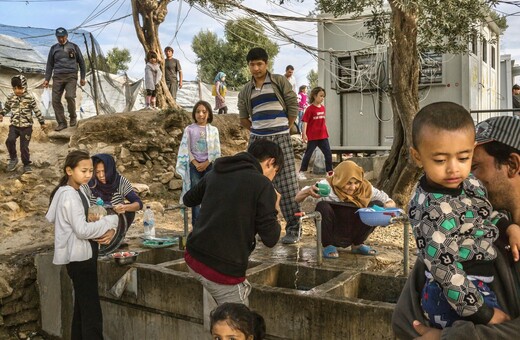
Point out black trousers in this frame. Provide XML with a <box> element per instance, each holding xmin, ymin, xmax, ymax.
<box><xmin>299</xmin><ymin>138</ymin><xmax>334</xmax><ymax>173</ymax></box>
<box><xmin>6</xmin><ymin>125</ymin><xmax>32</xmax><ymax>165</ymax></box>
<box><xmin>52</xmin><ymin>73</ymin><xmax>77</xmax><ymax>125</ymax></box>
<box><xmin>316</xmin><ymin>201</ymin><xmax>380</xmax><ymax>247</ymax></box>
<box><xmin>66</xmin><ymin>241</ymin><xmax>103</xmax><ymax>340</ymax></box>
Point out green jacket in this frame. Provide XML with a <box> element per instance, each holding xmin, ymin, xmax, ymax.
<box><xmin>1</xmin><ymin>93</ymin><xmax>44</xmax><ymax>128</ymax></box>
<box><xmin>238</xmin><ymin>72</ymin><xmax>298</xmax><ymax>120</ymax></box>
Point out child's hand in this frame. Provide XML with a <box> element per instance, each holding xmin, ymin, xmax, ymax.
<box><xmin>94</xmin><ymin>229</ymin><xmax>115</xmax><ymax>245</ymax></box>
<box><xmin>506</xmin><ymin>223</ymin><xmax>520</xmax><ymax>261</ymax></box>
<box><xmin>488</xmin><ymin>307</ymin><xmax>511</xmax><ymax>325</ymax></box>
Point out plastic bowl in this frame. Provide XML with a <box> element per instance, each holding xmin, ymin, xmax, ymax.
<box><xmin>356</xmin><ymin>208</ymin><xmax>403</xmax><ymax>227</ymax></box>
<box><xmin>109</xmin><ymin>251</ymin><xmax>139</xmax><ymax>265</ymax></box>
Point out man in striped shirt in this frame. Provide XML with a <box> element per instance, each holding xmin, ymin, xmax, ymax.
<box><xmin>238</xmin><ymin>47</ymin><xmax>302</xmax><ymax>244</ymax></box>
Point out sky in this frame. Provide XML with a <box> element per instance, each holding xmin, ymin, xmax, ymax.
<box><xmin>1</xmin><ymin>0</ymin><xmax>519</xmax><ymax>84</ymax></box>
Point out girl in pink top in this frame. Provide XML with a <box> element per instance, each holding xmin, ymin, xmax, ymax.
<box><xmin>297</xmin><ymin>85</ymin><xmax>308</xmax><ymax>133</ymax></box>
<box><xmin>298</xmin><ymin>86</ymin><xmax>333</xmax><ymax>180</ymax></box>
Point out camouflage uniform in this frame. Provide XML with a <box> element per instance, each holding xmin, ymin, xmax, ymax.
<box><xmin>0</xmin><ymin>75</ymin><xmax>45</xmax><ymax>167</ymax></box>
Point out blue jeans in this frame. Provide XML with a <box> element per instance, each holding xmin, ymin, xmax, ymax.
<box><xmin>421</xmin><ymin>277</ymin><xmax>501</xmax><ymax>329</ymax></box>
<box><xmin>189</xmin><ymin>162</ymin><xmax>213</xmax><ymax>226</ymax></box>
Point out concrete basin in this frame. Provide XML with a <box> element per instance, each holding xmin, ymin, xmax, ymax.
<box><xmin>247</xmin><ymin>263</ymin><xmax>344</xmax><ymax>291</ymax></box>
<box><xmin>326</xmin><ymin>272</ymin><xmax>407</xmax><ymax>304</ymax></box>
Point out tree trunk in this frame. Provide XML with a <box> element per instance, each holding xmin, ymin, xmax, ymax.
<box><xmin>131</xmin><ymin>0</ymin><xmax>179</xmax><ymax>109</ymax></box>
<box><xmin>376</xmin><ymin>1</ymin><xmax>421</xmax><ymax>207</ymax></box>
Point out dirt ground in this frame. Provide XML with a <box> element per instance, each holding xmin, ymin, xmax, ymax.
<box><xmin>0</xmin><ymin>110</ymin><xmax>416</xmax><ymax>274</ymax></box>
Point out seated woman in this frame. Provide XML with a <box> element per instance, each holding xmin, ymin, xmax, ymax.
<box><xmin>295</xmin><ymin>160</ymin><xmax>396</xmax><ymax>258</ymax></box>
<box><xmin>82</xmin><ymin>153</ymin><xmax>143</xmax><ymax>230</ymax></box>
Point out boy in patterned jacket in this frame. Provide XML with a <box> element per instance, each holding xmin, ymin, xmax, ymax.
<box><xmin>0</xmin><ymin>75</ymin><xmax>45</xmax><ymax>173</ymax></box>
<box><xmin>408</xmin><ymin>102</ymin><xmax>520</xmax><ymax>329</ymax></box>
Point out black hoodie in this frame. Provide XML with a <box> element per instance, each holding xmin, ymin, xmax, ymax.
<box><xmin>184</xmin><ymin>152</ymin><xmax>281</xmax><ymax>277</ymax></box>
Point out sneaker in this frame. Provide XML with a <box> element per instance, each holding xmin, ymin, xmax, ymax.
<box><xmin>281</xmin><ymin>230</ymin><xmax>300</xmax><ymax>244</ymax></box>
<box><xmin>6</xmin><ymin>158</ymin><xmax>18</xmax><ymax>172</ymax></box>
<box><xmin>69</xmin><ymin>117</ymin><xmax>77</xmax><ymax>127</ymax></box>
<box><xmin>23</xmin><ymin>165</ymin><xmax>32</xmax><ymax>174</ymax></box>
<box><xmin>298</xmin><ymin>172</ymin><xmax>307</xmax><ymax>180</ymax></box>
<box><xmin>54</xmin><ymin>124</ymin><xmax>67</xmax><ymax>132</ymax></box>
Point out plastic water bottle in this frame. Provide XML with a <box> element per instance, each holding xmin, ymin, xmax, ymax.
<box><xmin>143</xmin><ymin>205</ymin><xmax>156</xmax><ymax>238</ymax></box>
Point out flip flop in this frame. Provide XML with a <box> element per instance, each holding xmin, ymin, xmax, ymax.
<box><xmin>351</xmin><ymin>244</ymin><xmax>377</xmax><ymax>256</ymax></box>
<box><xmin>323</xmin><ymin>245</ymin><xmax>339</xmax><ymax>259</ymax></box>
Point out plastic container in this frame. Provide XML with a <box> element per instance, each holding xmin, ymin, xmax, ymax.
<box><xmin>143</xmin><ymin>205</ymin><xmax>156</xmax><ymax>238</ymax></box>
<box><xmin>315</xmin><ymin>182</ymin><xmax>331</xmax><ymax>197</ymax></box>
<box><xmin>88</xmin><ymin>197</ymin><xmax>107</xmax><ymax>220</ymax></box>
<box><xmin>356</xmin><ymin>207</ymin><xmax>403</xmax><ymax>227</ymax></box>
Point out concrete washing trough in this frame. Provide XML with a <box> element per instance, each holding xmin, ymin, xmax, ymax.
<box><xmin>36</xmin><ymin>242</ymin><xmax>406</xmax><ymax>339</ymax></box>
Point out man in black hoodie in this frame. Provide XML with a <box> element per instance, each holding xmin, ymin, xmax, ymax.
<box><xmin>183</xmin><ymin>139</ymin><xmax>283</xmax><ymax>306</ymax></box>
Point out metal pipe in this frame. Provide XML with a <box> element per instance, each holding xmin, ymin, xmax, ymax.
<box><xmin>164</xmin><ymin>204</ymin><xmax>189</xmax><ymax>249</ymax></box>
<box><xmin>390</xmin><ymin>210</ymin><xmax>410</xmax><ymax>277</ymax></box>
<box><xmin>296</xmin><ymin>211</ymin><xmax>323</xmax><ymax>266</ymax></box>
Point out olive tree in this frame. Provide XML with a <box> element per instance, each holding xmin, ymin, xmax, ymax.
<box><xmin>318</xmin><ymin>0</ymin><xmax>503</xmax><ymax>204</ymax></box>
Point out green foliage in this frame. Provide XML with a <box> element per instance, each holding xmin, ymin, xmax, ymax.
<box><xmin>489</xmin><ymin>10</ymin><xmax>508</xmax><ymax>32</ymax></box>
<box><xmin>84</xmin><ymin>48</ymin><xmax>132</xmax><ymax>74</ymax></box>
<box><xmin>106</xmin><ymin>47</ymin><xmax>132</xmax><ymax>74</ymax></box>
<box><xmin>317</xmin><ymin>0</ymin><xmax>502</xmax><ymax>54</ymax></box>
<box><xmin>307</xmin><ymin>69</ymin><xmax>318</xmax><ymax>89</ymax></box>
<box><xmin>192</xmin><ymin>17</ymin><xmax>279</xmax><ymax>88</ymax></box>
<box><xmin>85</xmin><ymin>55</ymin><xmax>109</xmax><ymax>73</ymax></box>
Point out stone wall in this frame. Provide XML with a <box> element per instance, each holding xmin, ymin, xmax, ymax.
<box><xmin>0</xmin><ymin>252</ymin><xmax>44</xmax><ymax>340</ymax></box>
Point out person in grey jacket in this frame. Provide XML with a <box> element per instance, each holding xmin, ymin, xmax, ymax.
<box><xmin>43</xmin><ymin>27</ymin><xmax>86</xmax><ymax>132</ymax></box>
<box><xmin>238</xmin><ymin>47</ymin><xmax>301</xmax><ymax>244</ymax></box>
<box><xmin>392</xmin><ymin>115</ymin><xmax>520</xmax><ymax>339</ymax></box>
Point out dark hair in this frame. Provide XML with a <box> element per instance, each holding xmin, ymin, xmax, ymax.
<box><xmin>285</xmin><ymin>65</ymin><xmax>294</xmax><ymax>71</ymax></box>
<box><xmin>164</xmin><ymin>46</ymin><xmax>173</xmax><ymax>53</ymax></box>
<box><xmin>248</xmin><ymin>139</ymin><xmax>284</xmax><ymax>173</ymax></box>
<box><xmin>246</xmin><ymin>47</ymin><xmax>268</xmax><ymax>63</ymax></box>
<box><xmin>298</xmin><ymin>85</ymin><xmax>307</xmax><ymax>92</ymax></box>
<box><xmin>49</xmin><ymin>150</ymin><xmax>91</xmax><ymax>203</ymax></box>
<box><xmin>412</xmin><ymin>102</ymin><xmax>474</xmax><ymax>148</ymax></box>
<box><xmin>482</xmin><ymin>141</ymin><xmax>520</xmax><ymax>168</ymax></box>
<box><xmin>513</xmin><ymin>84</ymin><xmax>520</xmax><ymax>90</ymax></box>
<box><xmin>210</xmin><ymin>303</ymin><xmax>266</xmax><ymax>340</ymax></box>
<box><xmin>192</xmin><ymin>100</ymin><xmax>213</xmax><ymax>124</ymax></box>
<box><xmin>309</xmin><ymin>86</ymin><xmax>325</xmax><ymax>104</ymax></box>
<box><xmin>11</xmin><ymin>76</ymin><xmax>23</xmax><ymax>88</ymax></box>
<box><xmin>146</xmin><ymin>51</ymin><xmax>158</xmax><ymax>62</ymax></box>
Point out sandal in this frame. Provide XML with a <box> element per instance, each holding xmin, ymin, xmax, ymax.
<box><xmin>351</xmin><ymin>244</ymin><xmax>377</xmax><ymax>256</ymax></box>
<box><xmin>323</xmin><ymin>245</ymin><xmax>339</xmax><ymax>259</ymax></box>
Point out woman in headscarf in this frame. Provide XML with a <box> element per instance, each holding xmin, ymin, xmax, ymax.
<box><xmin>83</xmin><ymin>153</ymin><xmax>143</xmax><ymax>228</ymax></box>
<box><xmin>295</xmin><ymin>160</ymin><xmax>396</xmax><ymax>258</ymax></box>
<box><xmin>214</xmin><ymin>72</ymin><xmax>228</xmax><ymax>114</ymax></box>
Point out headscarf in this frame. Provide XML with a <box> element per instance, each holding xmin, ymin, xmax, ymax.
<box><xmin>326</xmin><ymin>160</ymin><xmax>372</xmax><ymax>207</ymax></box>
<box><xmin>214</xmin><ymin>71</ymin><xmax>226</xmax><ymax>83</ymax></box>
<box><xmin>88</xmin><ymin>153</ymin><xmax>121</xmax><ymax>202</ymax></box>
